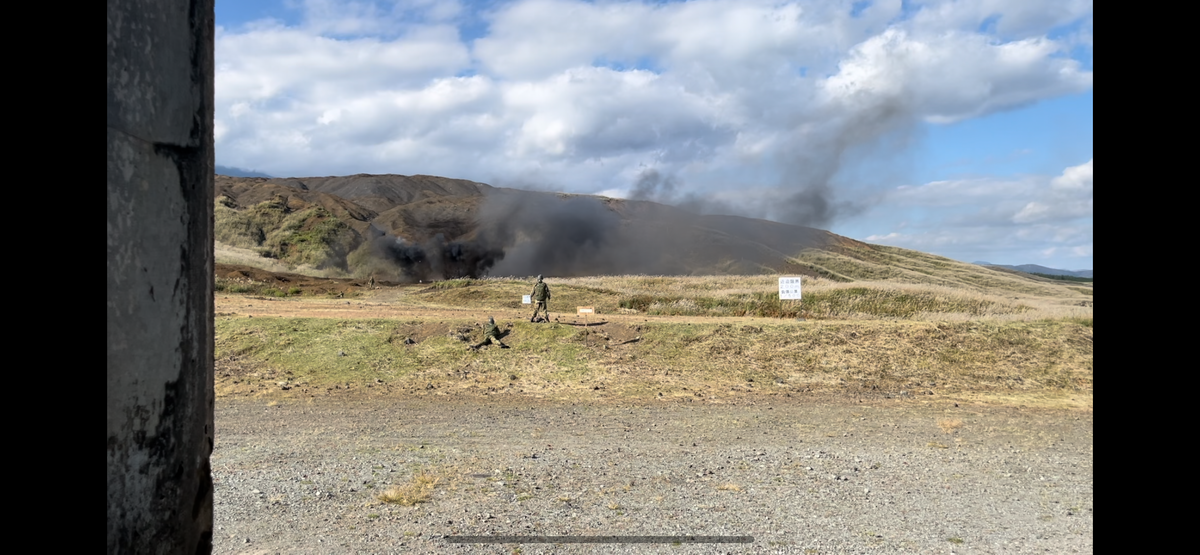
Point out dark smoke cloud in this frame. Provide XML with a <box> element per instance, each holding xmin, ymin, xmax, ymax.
<box><xmin>367</xmin><ymin>224</ymin><xmax>507</xmax><ymax>281</ymax></box>
<box><xmin>368</xmin><ymin>188</ymin><xmax>694</xmax><ymax>280</ymax></box>
<box><xmin>629</xmin><ymin>168</ymin><xmax>678</xmax><ymax>202</ymax></box>
<box><xmin>623</xmin><ymin>98</ymin><xmax>917</xmax><ymax>230</ymax></box>
<box><xmin>482</xmin><ymin>194</ymin><xmax>619</xmax><ymax>275</ymax></box>
<box><xmin>768</xmin><ymin>98</ymin><xmax>918</xmax><ymax>228</ymax></box>
<box><xmin>624</xmin><ymin>162</ymin><xmax>853</xmax><ymax>229</ymax></box>
<box><xmin>480</xmin><ymin>190</ymin><xmax>686</xmax><ymax>277</ymax></box>
<box><xmin>366</xmin><ymin>110</ymin><xmax>923</xmax><ymax>281</ymax></box>
<box><xmin>673</xmin><ymin>190</ymin><xmax>736</xmax><ymax>219</ymax></box>
<box><xmin>628</xmin><ymin>168</ymin><xmax>734</xmax><ymax>217</ymax></box>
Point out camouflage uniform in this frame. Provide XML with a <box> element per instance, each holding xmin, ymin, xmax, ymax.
<box><xmin>530</xmin><ymin>275</ymin><xmax>551</xmax><ymax>322</ymax></box>
<box><xmin>472</xmin><ymin>317</ymin><xmax>509</xmax><ymax>349</ymax></box>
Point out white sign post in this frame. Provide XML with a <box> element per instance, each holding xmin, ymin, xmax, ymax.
<box><xmin>577</xmin><ymin>306</ymin><xmax>595</xmax><ymax>345</ymax></box>
<box><xmin>778</xmin><ymin>276</ymin><xmax>804</xmax><ymax>321</ymax></box>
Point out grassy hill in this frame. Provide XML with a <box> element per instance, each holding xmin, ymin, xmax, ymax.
<box><xmin>213</xmin><ymin>174</ymin><xmax>1090</xmax><ymax>303</ymax></box>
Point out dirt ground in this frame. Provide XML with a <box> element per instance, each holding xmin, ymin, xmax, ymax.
<box><xmin>211</xmin><ymin>271</ymin><xmax>1092</xmax><ymax>553</ymax></box>
<box><xmin>213</xmin><ymin>396</ymin><xmax>1092</xmax><ymax>554</ymax></box>
<box><xmin>215</xmin><ymin>291</ymin><xmax>897</xmax><ymax>326</ymax></box>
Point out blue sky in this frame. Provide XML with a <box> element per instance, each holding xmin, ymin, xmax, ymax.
<box><xmin>214</xmin><ymin>0</ymin><xmax>1093</xmax><ymax>270</ymax></box>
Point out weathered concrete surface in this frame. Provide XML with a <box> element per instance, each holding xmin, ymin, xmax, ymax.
<box><xmin>107</xmin><ymin>0</ymin><xmax>215</xmax><ymax>553</ymax></box>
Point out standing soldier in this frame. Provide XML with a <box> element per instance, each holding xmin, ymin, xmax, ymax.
<box><xmin>530</xmin><ymin>274</ymin><xmax>551</xmax><ymax>323</ymax></box>
<box><xmin>471</xmin><ymin>316</ymin><xmax>510</xmax><ymax>350</ymax></box>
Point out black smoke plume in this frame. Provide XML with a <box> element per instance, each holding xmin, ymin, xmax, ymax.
<box><xmin>768</xmin><ymin>100</ymin><xmax>916</xmax><ymax>228</ymax></box>
<box><xmin>624</xmin><ymin>99</ymin><xmax>917</xmax><ymax>229</ymax></box>
<box><xmin>629</xmin><ymin>168</ymin><xmax>679</xmax><ymax>202</ymax></box>
<box><xmin>368</xmin><ymin>228</ymin><xmax>506</xmax><ymax>281</ymax></box>
<box><xmin>369</xmin><ymin>188</ymin><xmax>692</xmax><ymax>280</ymax></box>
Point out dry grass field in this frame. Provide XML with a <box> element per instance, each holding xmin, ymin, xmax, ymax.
<box><xmin>213</xmin><ymin>246</ymin><xmax>1092</xmax><ymax>410</ymax></box>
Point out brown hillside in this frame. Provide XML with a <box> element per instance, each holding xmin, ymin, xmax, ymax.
<box><xmin>214</xmin><ymin>173</ymin><xmax>882</xmax><ymax>280</ymax></box>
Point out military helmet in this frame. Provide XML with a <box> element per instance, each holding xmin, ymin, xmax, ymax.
<box><xmin>537</xmin><ymin>274</ymin><xmax>543</xmax><ymax>281</ymax></box>
<box><xmin>489</xmin><ymin>316</ymin><xmax>495</xmax><ymax>324</ymax></box>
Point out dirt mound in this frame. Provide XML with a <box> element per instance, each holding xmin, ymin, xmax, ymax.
<box><xmin>592</xmin><ymin>322</ymin><xmax>643</xmax><ymax>345</ymax></box>
<box><xmin>389</xmin><ymin>321</ymin><xmax>452</xmax><ymax>345</ymax></box>
<box><xmin>558</xmin><ymin>320</ymin><xmax>644</xmax><ymax>346</ymax></box>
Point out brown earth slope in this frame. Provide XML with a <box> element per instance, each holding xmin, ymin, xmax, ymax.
<box><xmin>214</xmin><ymin>174</ymin><xmax>863</xmax><ymax>280</ymax></box>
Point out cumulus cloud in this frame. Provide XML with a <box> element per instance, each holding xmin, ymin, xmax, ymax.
<box><xmin>860</xmin><ymin>159</ymin><xmax>1093</xmax><ymax>267</ymax></box>
<box><xmin>821</xmin><ymin>29</ymin><xmax>1091</xmax><ymax>124</ymax></box>
<box><xmin>215</xmin><ymin>0</ymin><xmax>1093</xmax><ymax>231</ymax></box>
<box><xmin>1051</xmin><ymin>158</ymin><xmax>1093</xmax><ymax>190</ymax></box>
<box><xmin>1012</xmin><ymin>159</ymin><xmax>1092</xmax><ymax>223</ymax></box>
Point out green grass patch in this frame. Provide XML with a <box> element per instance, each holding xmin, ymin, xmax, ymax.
<box><xmin>216</xmin><ymin>315</ymin><xmax>1092</xmax><ymax>400</ymax></box>
<box><xmin>217</xmin><ymin>318</ymin><xmax>412</xmax><ymax>386</ymax></box>
<box><xmin>214</xmin><ymin>196</ymin><xmax>288</xmax><ymax>250</ymax></box>
<box><xmin>215</xmin><ymin>196</ymin><xmax>360</xmax><ymax>271</ymax></box>
<box><xmin>216</xmin><ymin>317</ymin><xmax>599</xmax><ymax>388</ymax></box>
<box><xmin>264</xmin><ymin>206</ymin><xmax>358</xmax><ymax>269</ymax></box>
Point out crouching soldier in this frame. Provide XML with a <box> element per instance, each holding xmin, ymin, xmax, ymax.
<box><xmin>471</xmin><ymin>316</ymin><xmax>510</xmax><ymax>350</ymax></box>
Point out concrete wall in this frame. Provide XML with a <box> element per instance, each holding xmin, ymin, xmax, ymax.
<box><xmin>107</xmin><ymin>1</ymin><xmax>215</xmax><ymax>552</ymax></box>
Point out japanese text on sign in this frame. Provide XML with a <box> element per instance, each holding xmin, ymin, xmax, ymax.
<box><xmin>778</xmin><ymin>276</ymin><xmax>802</xmax><ymax>300</ymax></box>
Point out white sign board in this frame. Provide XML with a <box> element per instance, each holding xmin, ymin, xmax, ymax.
<box><xmin>522</xmin><ymin>295</ymin><xmax>532</xmax><ymax>304</ymax></box>
<box><xmin>577</xmin><ymin>306</ymin><xmax>595</xmax><ymax>314</ymax></box>
<box><xmin>778</xmin><ymin>276</ymin><xmax>802</xmax><ymax>300</ymax></box>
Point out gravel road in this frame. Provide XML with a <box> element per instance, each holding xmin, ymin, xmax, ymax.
<box><xmin>212</xmin><ymin>395</ymin><xmax>1092</xmax><ymax>554</ymax></box>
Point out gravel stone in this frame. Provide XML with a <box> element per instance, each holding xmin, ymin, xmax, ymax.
<box><xmin>212</xmin><ymin>397</ymin><xmax>1093</xmax><ymax>554</ymax></box>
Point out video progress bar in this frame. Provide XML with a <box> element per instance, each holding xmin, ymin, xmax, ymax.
<box><xmin>445</xmin><ymin>536</ymin><xmax>753</xmax><ymax>544</ymax></box>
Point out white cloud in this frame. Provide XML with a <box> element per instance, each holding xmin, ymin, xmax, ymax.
<box><xmin>857</xmin><ymin>159</ymin><xmax>1092</xmax><ymax>267</ymax></box>
<box><xmin>1051</xmin><ymin>158</ymin><xmax>1093</xmax><ymax>190</ymax></box>
<box><xmin>877</xmin><ymin>159</ymin><xmax>1092</xmax><ymax>226</ymax></box>
<box><xmin>1012</xmin><ymin>159</ymin><xmax>1092</xmax><ymax>223</ymax></box>
<box><xmin>473</xmin><ymin>0</ymin><xmax>653</xmax><ymax>80</ymax></box>
<box><xmin>891</xmin><ymin>177</ymin><xmax>1039</xmax><ymax>206</ymax></box>
<box><xmin>216</xmin><ymin>25</ymin><xmax>470</xmax><ymax>99</ymax></box>
<box><xmin>821</xmin><ymin>29</ymin><xmax>1091</xmax><ymax>124</ymax></box>
<box><xmin>215</xmin><ymin>0</ymin><xmax>1093</xmax><ymax>230</ymax></box>
<box><xmin>864</xmin><ymin>220</ymin><xmax>1093</xmax><ymax>265</ymax></box>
